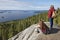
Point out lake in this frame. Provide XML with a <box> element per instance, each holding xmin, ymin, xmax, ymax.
<box><xmin>0</xmin><ymin>10</ymin><xmax>47</xmax><ymax>22</ymax></box>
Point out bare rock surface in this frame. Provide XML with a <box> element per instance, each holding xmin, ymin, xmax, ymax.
<box><xmin>8</xmin><ymin>22</ymin><xmax>60</xmax><ymax>40</ymax></box>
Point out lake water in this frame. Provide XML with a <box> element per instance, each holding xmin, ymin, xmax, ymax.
<box><xmin>0</xmin><ymin>10</ymin><xmax>46</xmax><ymax>22</ymax></box>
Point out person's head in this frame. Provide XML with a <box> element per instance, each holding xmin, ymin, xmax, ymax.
<box><xmin>50</xmin><ymin>5</ymin><xmax>54</xmax><ymax>9</ymax></box>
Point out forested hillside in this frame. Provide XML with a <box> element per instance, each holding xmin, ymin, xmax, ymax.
<box><xmin>0</xmin><ymin>9</ymin><xmax>60</xmax><ymax>40</ymax></box>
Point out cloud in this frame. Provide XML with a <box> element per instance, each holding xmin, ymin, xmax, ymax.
<box><xmin>0</xmin><ymin>0</ymin><xmax>32</xmax><ymax>10</ymax></box>
<box><xmin>29</xmin><ymin>5</ymin><xmax>50</xmax><ymax>10</ymax></box>
<box><xmin>0</xmin><ymin>0</ymin><xmax>50</xmax><ymax>10</ymax></box>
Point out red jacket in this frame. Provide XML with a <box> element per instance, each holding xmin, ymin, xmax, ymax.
<box><xmin>48</xmin><ymin>8</ymin><xmax>55</xmax><ymax>18</ymax></box>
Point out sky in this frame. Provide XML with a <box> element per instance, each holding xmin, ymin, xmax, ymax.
<box><xmin>0</xmin><ymin>0</ymin><xmax>60</xmax><ymax>10</ymax></box>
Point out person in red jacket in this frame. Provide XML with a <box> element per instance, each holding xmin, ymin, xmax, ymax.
<box><xmin>48</xmin><ymin>5</ymin><xmax>55</xmax><ymax>31</ymax></box>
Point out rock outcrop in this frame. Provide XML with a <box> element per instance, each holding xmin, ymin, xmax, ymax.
<box><xmin>8</xmin><ymin>22</ymin><xmax>60</xmax><ymax>40</ymax></box>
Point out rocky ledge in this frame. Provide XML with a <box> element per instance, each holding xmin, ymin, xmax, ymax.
<box><xmin>8</xmin><ymin>22</ymin><xmax>60</xmax><ymax>40</ymax></box>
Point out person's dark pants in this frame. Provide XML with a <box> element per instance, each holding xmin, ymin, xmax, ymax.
<box><xmin>49</xmin><ymin>18</ymin><xmax>53</xmax><ymax>30</ymax></box>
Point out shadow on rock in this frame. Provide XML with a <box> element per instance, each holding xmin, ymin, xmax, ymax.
<box><xmin>49</xmin><ymin>28</ymin><xmax>60</xmax><ymax>34</ymax></box>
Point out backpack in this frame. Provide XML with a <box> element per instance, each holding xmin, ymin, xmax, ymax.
<box><xmin>52</xmin><ymin>11</ymin><xmax>56</xmax><ymax>18</ymax></box>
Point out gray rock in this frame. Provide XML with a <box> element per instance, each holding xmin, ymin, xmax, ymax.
<box><xmin>8</xmin><ymin>22</ymin><xmax>60</xmax><ymax>40</ymax></box>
